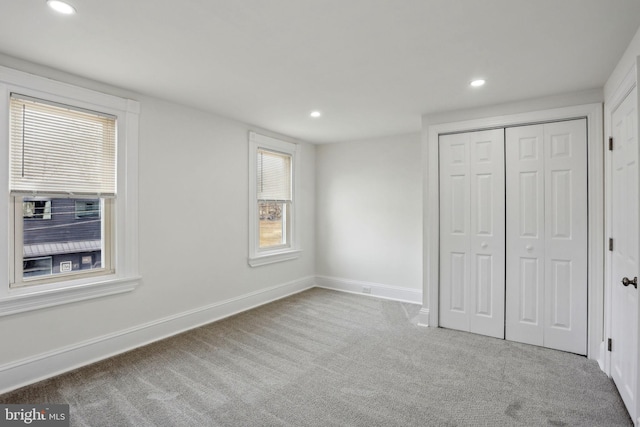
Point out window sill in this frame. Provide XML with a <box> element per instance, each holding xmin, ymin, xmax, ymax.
<box><xmin>0</xmin><ymin>275</ymin><xmax>140</xmax><ymax>317</ymax></box>
<box><xmin>248</xmin><ymin>249</ymin><xmax>301</xmax><ymax>267</ymax></box>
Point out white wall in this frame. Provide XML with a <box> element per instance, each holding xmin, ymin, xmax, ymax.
<box><xmin>315</xmin><ymin>133</ymin><xmax>422</xmax><ymax>300</ymax></box>
<box><xmin>605</xmin><ymin>26</ymin><xmax>640</xmax><ymax>100</ymax></box>
<box><xmin>0</xmin><ymin>56</ymin><xmax>315</xmax><ymax>376</ymax></box>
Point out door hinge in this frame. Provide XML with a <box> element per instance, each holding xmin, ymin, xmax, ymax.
<box><xmin>609</xmin><ymin>238</ymin><xmax>614</xmax><ymax>251</ymax></box>
<box><xmin>609</xmin><ymin>137</ymin><xmax>613</xmax><ymax>151</ymax></box>
<box><xmin>608</xmin><ymin>338</ymin><xmax>612</xmax><ymax>352</ymax></box>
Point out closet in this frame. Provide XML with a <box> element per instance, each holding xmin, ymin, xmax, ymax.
<box><xmin>439</xmin><ymin>119</ymin><xmax>588</xmax><ymax>355</ymax></box>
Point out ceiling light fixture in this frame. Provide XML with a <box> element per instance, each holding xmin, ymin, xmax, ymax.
<box><xmin>47</xmin><ymin>0</ymin><xmax>76</xmax><ymax>15</ymax></box>
<box><xmin>470</xmin><ymin>79</ymin><xmax>486</xmax><ymax>88</ymax></box>
<box><xmin>310</xmin><ymin>111</ymin><xmax>322</xmax><ymax>118</ymax></box>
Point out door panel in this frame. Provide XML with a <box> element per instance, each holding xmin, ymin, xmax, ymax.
<box><xmin>476</xmin><ymin>254</ymin><xmax>493</xmax><ymax>315</ymax></box>
<box><xmin>450</xmin><ymin>252</ymin><xmax>466</xmax><ymax>312</ymax></box>
<box><xmin>543</xmin><ymin>120</ymin><xmax>587</xmax><ymax>354</ymax></box>
<box><xmin>519</xmin><ymin>171</ymin><xmax>541</xmax><ymax>237</ymax></box>
<box><xmin>476</xmin><ymin>174</ymin><xmax>494</xmax><ymax>234</ymax></box>
<box><xmin>550</xmin><ymin>260</ymin><xmax>572</xmax><ymax>329</ymax></box>
<box><xmin>440</xmin><ymin>134</ymin><xmax>471</xmax><ymax>332</ymax></box>
<box><xmin>519</xmin><ymin>257</ymin><xmax>540</xmax><ymax>324</ymax></box>
<box><xmin>550</xmin><ymin>170</ymin><xmax>571</xmax><ymax>238</ymax></box>
<box><xmin>450</xmin><ymin>175</ymin><xmax>466</xmax><ymax>234</ymax></box>
<box><xmin>469</xmin><ymin>131</ymin><xmax>505</xmax><ymax>338</ymax></box>
<box><xmin>440</xmin><ymin>129</ymin><xmax>505</xmax><ymax>338</ymax></box>
<box><xmin>506</xmin><ymin>120</ymin><xmax>587</xmax><ymax>354</ymax></box>
<box><xmin>506</xmin><ymin>125</ymin><xmax>545</xmax><ymax>346</ymax></box>
<box><xmin>611</xmin><ymin>86</ymin><xmax>639</xmax><ymax>422</ymax></box>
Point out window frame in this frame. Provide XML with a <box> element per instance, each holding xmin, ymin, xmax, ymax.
<box><xmin>0</xmin><ymin>66</ymin><xmax>140</xmax><ymax>317</ymax></box>
<box><xmin>248</xmin><ymin>132</ymin><xmax>301</xmax><ymax>267</ymax></box>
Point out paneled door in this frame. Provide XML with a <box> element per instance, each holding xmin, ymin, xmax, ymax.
<box><xmin>439</xmin><ymin>129</ymin><xmax>505</xmax><ymax>339</ymax></box>
<box><xmin>610</xmin><ymin>86</ymin><xmax>639</xmax><ymax>423</ymax></box>
<box><xmin>505</xmin><ymin>119</ymin><xmax>588</xmax><ymax>355</ymax></box>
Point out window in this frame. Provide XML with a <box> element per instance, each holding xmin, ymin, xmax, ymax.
<box><xmin>23</xmin><ymin>200</ymin><xmax>51</xmax><ymax>220</ymax></box>
<box><xmin>257</xmin><ymin>148</ymin><xmax>292</xmax><ymax>249</ymax></box>
<box><xmin>0</xmin><ymin>65</ymin><xmax>140</xmax><ymax>316</ymax></box>
<box><xmin>21</xmin><ymin>197</ymin><xmax>105</xmax><ymax>282</ymax></box>
<box><xmin>248</xmin><ymin>132</ymin><xmax>300</xmax><ymax>266</ymax></box>
<box><xmin>9</xmin><ymin>96</ymin><xmax>113</xmax><ymax>286</ymax></box>
<box><xmin>75</xmin><ymin>200</ymin><xmax>101</xmax><ymax>219</ymax></box>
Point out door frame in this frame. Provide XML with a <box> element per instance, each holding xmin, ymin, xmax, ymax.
<box><xmin>604</xmin><ymin>62</ymin><xmax>638</xmax><ymax>381</ymax></box>
<box><xmin>422</xmin><ymin>102</ymin><xmax>604</xmax><ymax>360</ymax></box>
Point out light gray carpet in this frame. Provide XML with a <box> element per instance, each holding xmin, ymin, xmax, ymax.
<box><xmin>0</xmin><ymin>288</ymin><xmax>632</xmax><ymax>426</ymax></box>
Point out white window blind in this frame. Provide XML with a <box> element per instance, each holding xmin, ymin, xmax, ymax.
<box><xmin>257</xmin><ymin>148</ymin><xmax>291</xmax><ymax>202</ymax></box>
<box><xmin>9</xmin><ymin>94</ymin><xmax>117</xmax><ymax>197</ymax></box>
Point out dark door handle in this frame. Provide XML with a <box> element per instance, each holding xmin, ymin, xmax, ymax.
<box><xmin>622</xmin><ymin>277</ymin><xmax>638</xmax><ymax>289</ymax></box>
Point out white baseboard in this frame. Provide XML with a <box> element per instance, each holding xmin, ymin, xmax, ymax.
<box><xmin>315</xmin><ymin>275</ymin><xmax>422</xmax><ymax>304</ymax></box>
<box><xmin>415</xmin><ymin>307</ymin><xmax>430</xmax><ymax>327</ymax></box>
<box><xmin>0</xmin><ymin>276</ymin><xmax>315</xmax><ymax>395</ymax></box>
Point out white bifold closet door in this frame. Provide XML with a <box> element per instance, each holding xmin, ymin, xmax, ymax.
<box><xmin>505</xmin><ymin>119</ymin><xmax>588</xmax><ymax>355</ymax></box>
<box><xmin>439</xmin><ymin>129</ymin><xmax>505</xmax><ymax>339</ymax></box>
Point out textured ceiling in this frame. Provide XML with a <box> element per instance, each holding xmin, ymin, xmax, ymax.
<box><xmin>1</xmin><ymin>0</ymin><xmax>639</xmax><ymax>143</ymax></box>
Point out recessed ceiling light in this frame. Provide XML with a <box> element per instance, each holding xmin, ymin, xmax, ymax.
<box><xmin>47</xmin><ymin>0</ymin><xmax>76</xmax><ymax>15</ymax></box>
<box><xmin>310</xmin><ymin>111</ymin><xmax>322</xmax><ymax>118</ymax></box>
<box><xmin>470</xmin><ymin>79</ymin><xmax>486</xmax><ymax>88</ymax></box>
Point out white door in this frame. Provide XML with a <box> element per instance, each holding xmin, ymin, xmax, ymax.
<box><xmin>505</xmin><ymin>119</ymin><xmax>588</xmax><ymax>355</ymax></box>
<box><xmin>439</xmin><ymin>129</ymin><xmax>505</xmax><ymax>339</ymax></box>
<box><xmin>610</xmin><ymin>86</ymin><xmax>639</xmax><ymax>423</ymax></box>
